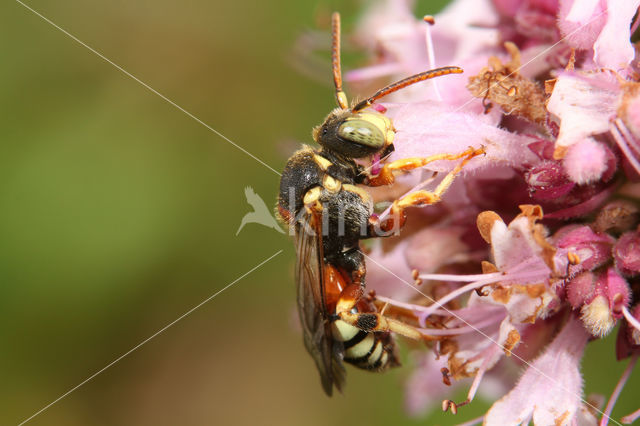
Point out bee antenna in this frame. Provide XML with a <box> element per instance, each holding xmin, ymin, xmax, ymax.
<box><xmin>332</xmin><ymin>12</ymin><xmax>349</xmax><ymax>109</ymax></box>
<box><xmin>351</xmin><ymin>66</ymin><xmax>463</xmax><ymax>112</ymax></box>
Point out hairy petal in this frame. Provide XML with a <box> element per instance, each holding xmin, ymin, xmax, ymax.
<box><xmin>593</xmin><ymin>0</ymin><xmax>640</xmax><ymax>71</ymax></box>
<box><xmin>366</xmin><ymin>240</ymin><xmax>416</xmax><ymax>302</ymax></box>
<box><xmin>563</xmin><ymin>138</ymin><xmax>610</xmax><ymax>184</ymax></box>
<box><xmin>547</xmin><ymin>72</ymin><xmax>620</xmax><ymax>153</ymax></box>
<box><xmin>487</xmin><ymin>206</ymin><xmax>553</xmax><ymax>274</ymax></box>
<box><xmin>557</xmin><ymin>0</ymin><xmax>606</xmax><ymax>50</ymax></box>
<box><xmin>389</xmin><ymin>102</ymin><xmax>538</xmax><ymax>172</ymax></box>
<box><xmin>405</xmin><ymin>351</ymin><xmax>458</xmax><ymax>416</ymax></box>
<box><xmin>484</xmin><ymin>315</ymin><xmax>589</xmax><ymax>425</ymax></box>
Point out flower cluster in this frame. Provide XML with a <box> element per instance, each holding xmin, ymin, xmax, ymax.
<box><xmin>342</xmin><ymin>0</ymin><xmax>640</xmax><ymax>424</ymax></box>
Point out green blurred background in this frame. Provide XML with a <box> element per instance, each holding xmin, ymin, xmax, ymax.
<box><xmin>1</xmin><ymin>0</ymin><xmax>636</xmax><ymax>425</ymax></box>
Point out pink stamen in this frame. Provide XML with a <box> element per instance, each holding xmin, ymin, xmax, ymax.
<box><xmin>466</xmin><ymin>345</ymin><xmax>501</xmax><ymax>403</ymax></box>
<box><xmin>599</xmin><ymin>354</ymin><xmax>638</xmax><ymax>426</ymax></box>
<box><xmin>419</xmin><ymin>314</ymin><xmax>504</xmax><ymax>335</ymax></box>
<box><xmin>375</xmin><ymin>295</ymin><xmax>452</xmax><ymax>316</ymax></box>
<box><xmin>415</xmin><ymin>278</ymin><xmax>505</xmax><ymax>322</ymax></box>
<box><xmin>505</xmin><ymin>255</ymin><xmax>551</xmax><ymax>275</ymax></box>
<box><xmin>375</xmin><ymin>295</ymin><xmax>502</xmax><ymax>317</ymax></box>
<box><xmin>622</xmin><ymin>306</ymin><xmax>640</xmax><ymax>333</ymax></box>
<box><xmin>612</xmin><ymin>119</ymin><xmax>640</xmax><ymax>175</ymax></box>
<box><xmin>419</xmin><ymin>272</ymin><xmax>503</xmax><ymax>282</ymax></box>
<box><xmin>621</xmin><ymin>406</ymin><xmax>640</xmax><ymax>424</ymax></box>
<box><xmin>440</xmin><ymin>346</ymin><xmax>500</xmax><ymax>419</ymax></box>
<box><xmin>456</xmin><ymin>416</ymin><xmax>484</xmax><ymax>426</ymax></box>
<box><xmin>414</xmin><ymin>265</ymin><xmax>550</xmax><ymax>326</ymax></box>
<box><xmin>423</xmin><ymin>16</ymin><xmax>442</xmax><ymax>101</ymax></box>
<box><xmin>617</xmin><ymin>117</ymin><xmax>640</xmax><ymax>158</ymax></box>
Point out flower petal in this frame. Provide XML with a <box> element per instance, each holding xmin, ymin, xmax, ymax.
<box><xmin>388</xmin><ymin>102</ymin><xmax>538</xmax><ymax>172</ymax></box>
<box><xmin>484</xmin><ymin>315</ymin><xmax>590</xmax><ymax>425</ymax></box>
<box><xmin>546</xmin><ymin>72</ymin><xmax>620</xmax><ymax>154</ymax></box>
<box><xmin>593</xmin><ymin>0</ymin><xmax>640</xmax><ymax>71</ymax></box>
<box><xmin>557</xmin><ymin>0</ymin><xmax>606</xmax><ymax>50</ymax></box>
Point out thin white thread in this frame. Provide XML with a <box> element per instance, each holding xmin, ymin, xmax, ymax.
<box><xmin>361</xmin><ymin>251</ymin><xmax>622</xmax><ymax>425</ymax></box>
<box><xmin>15</xmin><ymin>0</ymin><xmax>282</xmax><ymax>177</ymax></box>
<box><xmin>18</xmin><ymin>250</ymin><xmax>283</xmax><ymax>425</ymax></box>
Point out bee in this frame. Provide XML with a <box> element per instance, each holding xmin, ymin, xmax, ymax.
<box><xmin>277</xmin><ymin>12</ymin><xmax>484</xmax><ymax>395</ymax></box>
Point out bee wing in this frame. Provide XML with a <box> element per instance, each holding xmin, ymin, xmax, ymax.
<box><xmin>295</xmin><ymin>209</ymin><xmax>346</xmax><ymax>396</ymax></box>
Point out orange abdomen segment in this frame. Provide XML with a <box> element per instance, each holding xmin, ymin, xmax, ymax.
<box><xmin>323</xmin><ymin>264</ymin><xmax>348</xmax><ymax>313</ymax></box>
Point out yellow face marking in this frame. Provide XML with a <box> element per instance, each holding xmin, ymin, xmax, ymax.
<box><xmin>303</xmin><ymin>186</ymin><xmax>322</xmax><ymax>206</ymax></box>
<box><xmin>313</xmin><ymin>154</ymin><xmax>333</xmax><ymax>171</ymax></box>
<box><xmin>322</xmin><ymin>174</ymin><xmax>342</xmax><ymax>193</ymax></box>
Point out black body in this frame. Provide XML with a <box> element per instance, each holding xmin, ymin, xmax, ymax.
<box><xmin>278</xmin><ymin>147</ymin><xmax>371</xmax><ymax>280</ymax></box>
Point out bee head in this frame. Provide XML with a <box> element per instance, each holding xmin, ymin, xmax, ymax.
<box><xmin>313</xmin><ymin>108</ymin><xmax>395</xmax><ymax>159</ymax></box>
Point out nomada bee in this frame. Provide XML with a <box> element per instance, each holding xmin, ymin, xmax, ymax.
<box><xmin>277</xmin><ymin>12</ymin><xmax>484</xmax><ymax>395</ymax></box>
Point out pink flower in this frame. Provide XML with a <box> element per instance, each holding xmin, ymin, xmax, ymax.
<box><xmin>387</xmin><ymin>101</ymin><xmax>538</xmax><ymax>172</ymax></box>
<box><xmin>555</xmin><ymin>225</ymin><xmax>615</xmax><ymax>273</ymax></box>
<box><xmin>404</xmin><ymin>351</ymin><xmax>459</xmax><ymax>416</ymax></box>
<box><xmin>546</xmin><ymin>72</ymin><xmax>620</xmax><ymax>154</ymax></box>
<box><xmin>347</xmin><ymin>0</ymin><xmax>501</xmax><ymax>111</ymax></box>
<box><xmin>293</xmin><ymin>0</ymin><xmax>640</xmax><ymax>421</ymax></box>
<box><xmin>613</xmin><ymin>230</ymin><xmax>640</xmax><ymax>276</ymax></box>
<box><xmin>578</xmin><ymin>267</ymin><xmax>631</xmax><ymax>337</ymax></box>
<box><xmin>563</xmin><ymin>138</ymin><xmax>616</xmax><ymax>184</ymax></box>
<box><xmin>493</xmin><ymin>0</ymin><xmax>560</xmax><ymax>47</ymax></box>
<box><xmin>485</xmin><ymin>315</ymin><xmax>592</xmax><ymax>425</ymax></box>
<box><xmin>558</xmin><ymin>0</ymin><xmax>640</xmax><ymax>72</ymax></box>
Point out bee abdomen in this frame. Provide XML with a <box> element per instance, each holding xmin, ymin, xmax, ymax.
<box><xmin>331</xmin><ymin>319</ymin><xmax>397</xmax><ymax>370</ymax></box>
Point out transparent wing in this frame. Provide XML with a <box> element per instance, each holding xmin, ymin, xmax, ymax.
<box><xmin>294</xmin><ymin>209</ymin><xmax>345</xmax><ymax>396</ymax></box>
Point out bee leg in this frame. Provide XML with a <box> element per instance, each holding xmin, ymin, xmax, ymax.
<box><xmin>366</xmin><ymin>146</ymin><xmax>485</xmax><ymax>187</ymax></box>
<box><xmin>328</xmin><ymin>248</ymin><xmax>366</xmax><ymax>286</ymax></box>
<box><xmin>369</xmin><ymin>147</ymin><xmax>485</xmax><ymax>234</ymax></box>
<box><xmin>335</xmin><ymin>284</ymin><xmax>425</xmax><ymax>341</ymax></box>
<box><xmin>369</xmin><ymin>211</ymin><xmax>406</xmax><ymax>235</ymax></box>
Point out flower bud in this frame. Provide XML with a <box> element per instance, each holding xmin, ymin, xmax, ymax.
<box><xmin>603</xmin><ymin>268</ymin><xmax>631</xmax><ymax>319</ymax></box>
<box><xmin>526</xmin><ymin>161</ymin><xmax>575</xmax><ymax>200</ymax></box>
<box><xmin>616</xmin><ymin>304</ymin><xmax>640</xmax><ymax>360</ymax></box>
<box><xmin>613</xmin><ymin>230</ymin><xmax>640</xmax><ymax>276</ymax></box>
<box><xmin>566</xmin><ymin>271</ymin><xmax>596</xmax><ymax>309</ymax></box>
<box><xmin>527</xmin><ymin>138</ymin><xmax>555</xmax><ymax>161</ymax></box>
<box><xmin>563</xmin><ymin>138</ymin><xmax>615</xmax><ymax>184</ymax></box>
<box><xmin>580</xmin><ymin>268</ymin><xmax>630</xmax><ymax>337</ymax></box>
<box><xmin>555</xmin><ymin>225</ymin><xmax>615</xmax><ymax>273</ymax></box>
<box><xmin>592</xmin><ymin>201</ymin><xmax>639</xmax><ymax>233</ymax></box>
<box><xmin>581</xmin><ymin>295</ymin><xmax>613</xmax><ymax>337</ymax></box>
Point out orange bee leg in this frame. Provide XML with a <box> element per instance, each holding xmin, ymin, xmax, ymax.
<box><xmin>394</xmin><ymin>147</ymin><xmax>484</xmax><ymax>218</ymax></box>
<box><xmin>334</xmin><ymin>283</ymin><xmax>427</xmax><ymax>341</ymax></box>
<box><xmin>368</xmin><ymin>146</ymin><xmax>484</xmax><ymax>234</ymax></box>
<box><xmin>367</xmin><ymin>146</ymin><xmax>485</xmax><ymax>187</ymax></box>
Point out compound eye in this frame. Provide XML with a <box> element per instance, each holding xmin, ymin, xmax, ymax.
<box><xmin>337</xmin><ymin>119</ymin><xmax>385</xmax><ymax>149</ymax></box>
